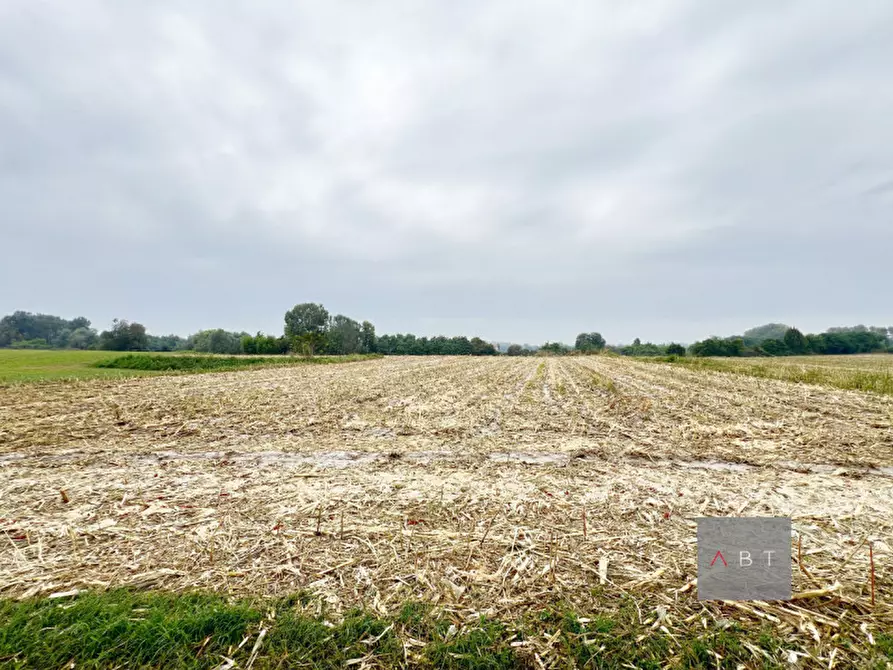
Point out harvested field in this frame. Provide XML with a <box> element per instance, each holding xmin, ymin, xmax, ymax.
<box><xmin>2</xmin><ymin>356</ymin><xmax>892</xmax><ymax>666</ymax></box>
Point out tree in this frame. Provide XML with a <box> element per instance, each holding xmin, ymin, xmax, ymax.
<box><xmin>541</xmin><ymin>341</ymin><xmax>570</xmax><ymax>355</ymax></box>
<box><xmin>326</xmin><ymin>315</ymin><xmax>362</xmax><ymax>355</ymax></box>
<box><xmin>506</xmin><ymin>344</ymin><xmax>523</xmax><ymax>356</ymax></box>
<box><xmin>742</xmin><ymin>323</ymin><xmax>790</xmax><ymax>346</ymax></box>
<box><xmin>783</xmin><ymin>327</ymin><xmax>807</xmax><ymax>354</ymax></box>
<box><xmin>67</xmin><ymin>327</ymin><xmax>98</xmax><ymax>349</ymax></box>
<box><xmin>0</xmin><ymin>323</ymin><xmax>13</xmax><ymax>347</ymax></box>
<box><xmin>760</xmin><ymin>338</ymin><xmax>789</xmax><ymax>356</ymax></box>
<box><xmin>292</xmin><ymin>332</ymin><xmax>327</xmax><ymax>357</ymax></box>
<box><xmin>99</xmin><ymin>319</ymin><xmax>148</xmax><ymax>351</ymax></box>
<box><xmin>690</xmin><ymin>336</ymin><xmax>745</xmax><ymax>357</ymax></box>
<box><xmin>187</xmin><ymin>329</ymin><xmax>244</xmax><ymax>354</ymax></box>
<box><xmin>575</xmin><ymin>332</ymin><xmax>606</xmax><ymax>352</ymax></box>
<box><xmin>0</xmin><ymin>311</ymin><xmax>94</xmax><ymax>348</ymax></box>
<box><xmin>470</xmin><ymin>337</ymin><xmax>497</xmax><ymax>355</ymax></box>
<box><xmin>360</xmin><ymin>321</ymin><xmax>376</xmax><ymax>353</ymax></box>
<box><xmin>284</xmin><ymin>303</ymin><xmax>329</xmax><ymax>338</ymax></box>
<box><xmin>665</xmin><ymin>343</ymin><xmax>686</xmax><ymax>356</ymax></box>
<box><xmin>243</xmin><ymin>332</ymin><xmax>288</xmax><ymax>355</ymax></box>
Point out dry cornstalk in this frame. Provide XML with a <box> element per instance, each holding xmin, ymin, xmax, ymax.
<box><xmin>869</xmin><ymin>541</ymin><xmax>876</xmax><ymax>607</ymax></box>
<box><xmin>0</xmin><ymin>354</ymin><xmax>890</xmax><ymax>660</ymax></box>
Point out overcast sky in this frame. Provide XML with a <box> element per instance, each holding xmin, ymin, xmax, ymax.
<box><xmin>2</xmin><ymin>1</ymin><xmax>891</xmax><ymax>344</ymax></box>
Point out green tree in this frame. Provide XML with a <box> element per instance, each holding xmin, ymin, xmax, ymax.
<box><xmin>506</xmin><ymin>344</ymin><xmax>523</xmax><ymax>356</ymax></box>
<box><xmin>742</xmin><ymin>323</ymin><xmax>790</xmax><ymax>346</ymax></box>
<box><xmin>575</xmin><ymin>332</ymin><xmax>606</xmax><ymax>352</ymax></box>
<box><xmin>541</xmin><ymin>341</ymin><xmax>570</xmax><ymax>355</ymax></box>
<box><xmin>245</xmin><ymin>332</ymin><xmax>288</xmax><ymax>355</ymax></box>
<box><xmin>690</xmin><ymin>336</ymin><xmax>746</xmax><ymax>357</ymax></box>
<box><xmin>187</xmin><ymin>329</ymin><xmax>244</xmax><ymax>354</ymax></box>
<box><xmin>760</xmin><ymin>338</ymin><xmax>789</xmax><ymax>356</ymax></box>
<box><xmin>67</xmin><ymin>327</ymin><xmax>98</xmax><ymax>349</ymax></box>
<box><xmin>284</xmin><ymin>303</ymin><xmax>330</xmax><ymax>338</ymax></box>
<box><xmin>292</xmin><ymin>332</ymin><xmax>327</xmax><ymax>357</ymax></box>
<box><xmin>99</xmin><ymin>319</ymin><xmax>148</xmax><ymax>351</ymax></box>
<box><xmin>0</xmin><ymin>311</ymin><xmax>94</xmax><ymax>348</ymax></box>
<box><xmin>360</xmin><ymin>321</ymin><xmax>377</xmax><ymax>353</ymax></box>
<box><xmin>146</xmin><ymin>334</ymin><xmax>186</xmax><ymax>352</ymax></box>
<box><xmin>470</xmin><ymin>337</ymin><xmax>497</xmax><ymax>355</ymax></box>
<box><xmin>783</xmin><ymin>327</ymin><xmax>807</xmax><ymax>354</ymax></box>
<box><xmin>665</xmin><ymin>343</ymin><xmax>686</xmax><ymax>356</ymax></box>
<box><xmin>326</xmin><ymin>315</ymin><xmax>362</xmax><ymax>355</ymax></box>
<box><xmin>241</xmin><ymin>335</ymin><xmax>257</xmax><ymax>354</ymax></box>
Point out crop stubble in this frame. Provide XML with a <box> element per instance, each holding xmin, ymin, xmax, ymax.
<box><xmin>1</xmin><ymin>356</ymin><xmax>892</xmax><ymax>663</ymax></box>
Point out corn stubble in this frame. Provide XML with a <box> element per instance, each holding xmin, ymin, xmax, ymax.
<box><xmin>1</xmin><ymin>355</ymin><xmax>891</xmax><ymax>666</ymax></box>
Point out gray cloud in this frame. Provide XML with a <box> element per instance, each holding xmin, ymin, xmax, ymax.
<box><xmin>2</xmin><ymin>0</ymin><xmax>891</xmax><ymax>344</ymax></box>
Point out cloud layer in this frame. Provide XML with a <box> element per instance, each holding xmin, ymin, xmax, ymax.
<box><xmin>3</xmin><ymin>1</ymin><xmax>891</xmax><ymax>343</ymax></box>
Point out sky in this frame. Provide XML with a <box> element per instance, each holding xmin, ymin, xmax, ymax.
<box><xmin>2</xmin><ymin>1</ymin><xmax>892</xmax><ymax>345</ymax></box>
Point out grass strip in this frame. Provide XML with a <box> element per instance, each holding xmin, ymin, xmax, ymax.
<box><xmin>3</xmin><ymin>590</ymin><xmax>890</xmax><ymax>668</ymax></box>
<box><xmin>644</xmin><ymin>355</ymin><xmax>893</xmax><ymax>396</ymax></box>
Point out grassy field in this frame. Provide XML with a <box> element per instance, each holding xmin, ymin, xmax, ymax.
<box><xmin>0</xmin><ymin>349</ymin><xmax>381</xmax><ymax>383</ymax></box>
<box><xmin>646</xmin><ymin>353</ymin><xmax>893</xmax><ymax>396</ymax></box>
<box><xmin>0</xmin><ymin>349</ymin><xmax>166</xmax><ymax>383</ymax></box>
<box><xmin>2</xmin><ymin>356</ymin><xmax>892</xmax><ymax>667</ymax></box>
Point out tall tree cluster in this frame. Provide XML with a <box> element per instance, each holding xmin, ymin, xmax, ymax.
<box><xmin>375</xmin><ymin>334</ymin><xmax>496</xmax><ymax>355</ymax></box>
<box><xmin>690</xmin><ymin>325</ymin><xmax>891</xmax><ymax>357</ymax></box>
<box><xmin>98</xmin><ymin>319</ymin><xmax>149</xmax><ymax>351</ymax></box>
<box><xmin>0</xmin><ymin>311</ymin><xmax>97</xmax><ymax>349</ymax></box>
<box><xmin>282</xmin><ymin>303</ymin><xmax>378</xmax><ymax>356</ymax></box>
<box><xmin>574</xmin><ymin>332</ymin><xmax>606</xmax><ymax>352</ymax></box>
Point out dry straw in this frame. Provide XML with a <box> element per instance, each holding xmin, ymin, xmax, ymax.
<box><xmin>1</xmin><ymin>355</ymin><xmax>891</xmax><ymax>666</ymax></box>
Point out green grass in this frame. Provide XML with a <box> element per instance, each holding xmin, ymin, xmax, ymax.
<box><xmin>94</xmin><ymin>353</ymin><xmax>380</xmax><ymax>372</ymax></box>
<box><xmin>0</xmin><ymin>590</ymin><xmax>867</xmax><ymax>669</ymax></box>
<box><xmin>0</xmin><ymin>350</ymin><xmax>382</xmax><ymax>384</ymax></box>
<box><xmin>586</xmin><ymin>368</ymin><xmax>618</xmax><ymax>394</ymax></box>
<box><xmin>0</xmin><ymin>349</ymin><xmax>166</xmax><ymax>383</ymax></box>
<box><xmin>0</xmin><ymin>590</ymin><xmax>399</xmax><ymax>669</ymax></box>
<box><xmin>644</xmin><ymin>355</ymin><xmax>893</xmax><ymax>396</ymax></box>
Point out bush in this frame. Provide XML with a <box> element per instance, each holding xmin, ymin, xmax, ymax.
<box><xmin>8</xmin><ymin>338</ymin><xmax>52</xmax><ymax>349</ymax></box>
<box><xmin>93</xmin><ymin>354</ymin><xmax>381</xmax><ymax>373</ymax></box>
<box><xmin>94</xmin><ymin>355</ymin><xmax>295</xmax><ymax>371</ymax></box>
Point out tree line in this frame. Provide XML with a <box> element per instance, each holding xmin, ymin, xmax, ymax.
<box><xmin>2</xmin><ymin>309</ymin><xmax>891</xmax><ymax>358</ymax></box>
<box><xmin>0</xmin><ymin>306</ymin><xmax>490</xmax><ymax>356</ymax></box>
<box><xmin>688</xmin><ymin>325</ymin><xmax>893</xmax><ymax>357</ymax></box>
<box><xmin>375</xmin><ymin>334</ymin><xmax>496</xmax><ymax>355</ymax></box>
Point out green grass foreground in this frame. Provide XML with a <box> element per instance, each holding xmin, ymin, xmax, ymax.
<box><xmin>2</xmin><ymin>590</ymin><xmax>890</xmax><ymax>669</ymax></box>
<box><xmin>645</xmin><ymin>355</ymin><xmax>893</xmax><ymax>396</ymax></box>
<box><xmin>93</xmin><ymin>353</ymin><xmax>381</xmax><ymax>372</ymax></box>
